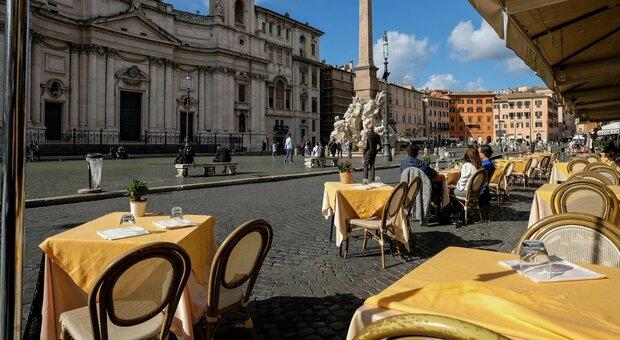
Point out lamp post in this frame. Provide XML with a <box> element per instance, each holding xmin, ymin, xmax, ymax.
<box><xmin>381</xmin><ymin>31</ymin><xmax>392</xmax><ymax>161</ymax></box>
<box><xmin>184</xmin><ymin>73</ymin><xmax>193</xmax><ymax>145</ymax></box>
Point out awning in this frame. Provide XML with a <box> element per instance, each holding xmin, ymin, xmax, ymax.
<box><xmin>468</xmin><ymin>0</ymin><xmax>620</xmax><ymax>122</ymax></box>
<box><xmin>598</xmin><ymin>121</ymin><xmax>620</xmax><ymax>135</ymax></box>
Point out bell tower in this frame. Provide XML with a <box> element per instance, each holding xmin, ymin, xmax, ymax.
<box><xmin>210</xmin><ymin>0</ymin><xmax>255</xmax><ymax>33</ymax></box>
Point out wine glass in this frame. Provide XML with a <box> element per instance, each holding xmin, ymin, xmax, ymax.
<box><xmin>362</xmin><ymin>178</ymin><xmax>369</xmax><ymax>185</ymax></box>
<box><xmin>374</xmin><ymin>176</ymin><xmax>381</xmax><ymax>184</ymax></box>
<box><xmin>519</xmin><ymin>240</ymin><xmax>551</xmax><ymax>279</ymax></box>
<box><xmin>119</xmin><ymin>214</ymin><xmax>136</xmax><ymax>226</ymax></box>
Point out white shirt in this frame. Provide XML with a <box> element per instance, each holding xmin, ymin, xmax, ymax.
<box><xmin>285</xmin><ymin>137</ymin><xmax>293</xmax><ymax>150</ymax></box>
<box><xmin>312</xmin><ymin>145</ymin><xmax>320</xmax><ymax>157</ymax></box>
<box><xmin>456</xmin><ymin>162</ymin><xmax>476</xmax><ymax>191</ymax></box>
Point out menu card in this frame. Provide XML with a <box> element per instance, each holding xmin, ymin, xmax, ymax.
<box><xmin>97</xmin><ymin>226</ymin><xmax>150</xmax><ymax>240</ymax></box>
<box><xmin>153</xmin><ymin>219</ymin><xmax>197</xmax><ymax>229</ymax></box>
<box><xmin>499</xmin><ymin>256</ymin><xmax>607</xmax><ymax>283</ymax></box>
<box><xmin>350</xmin><ymin>183</ymin><xmax>387</xmax><ymax>190</ymax></box>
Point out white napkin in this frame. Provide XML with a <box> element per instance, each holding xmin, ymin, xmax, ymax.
<box><xmin>499</xmin><ymin>256</ymin><xmax>607</xmax><ymax>283</ymax></box>
<box><xmin>97</xmin><ymin>226</ymin><xmax>150</xmax><ymax>240</ymax></box>
<box><xmin>153</xmin><ymin>219</ymin><xmax>197</xmax><ymax>229</ymax></box>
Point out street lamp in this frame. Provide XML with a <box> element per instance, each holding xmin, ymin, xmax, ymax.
<box><xmin>184</xmin><ymin>73</ymin><xmax>193</xmax><ymax>145</ymax></box>
<box><xmin>381</xmin><ymin>31</ymin><xmax>392</xmax><ymax>161</ymax></box>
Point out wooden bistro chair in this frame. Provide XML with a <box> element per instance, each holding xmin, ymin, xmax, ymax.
<box><xmin>403</xmin><ymin>176</ymin><xmax>421</xmax><ymax>250</ymax></box>
<box><xmin>550</xmin><ymin>180</ymin><xmax>619</xmax><ymax>223</ymax></box>
<box><xmin>488</xmin><ymin>164</ymin><xmax>509</xmax><ymax>205</ymax></box>
<box><xmin>534</xmin><ymin>155</ymin><xmax>552</xmax><ymax>181</ymax></box>
<box><xmin>450</xmin><ymin>168</ymin><xmax>486</xmax><ymax>225</ymax></box>
<box><xmin>567</xmin><ymin>158</ymin><xmax>589</xmax><ymax>174</ymax></box>
<box><xmin>354</xmin><ymin>313</ymin><xmax>509</xmax><ymax>340</ymax></box>
<box><xmin>590</xmin><ymin>166</ymin><xmax>620</xmax><ymax>185</ymax></box>
<box><xmin>204</xmin><ymin>219</ymin><xmax>273</xmax><ymax>340</ymax></box>
<box><xmin>346</xmin><ymin>182</ymin><xmax>408</xmax><ymax>269</ymax></box>
<box><xmin>584</xmin><ymin>161</ymin><xmax>611</xmax><ymax>172</ymax></box>
<box><xmin>585</xmin><ymin>154</ymin><xmax>602</xmax><ymax>163</ymax></box>
<box><xmin>517</xmin><ymin>213</ymin><xmax>620</xmax><ymax>268</ymax></box>
<box><xmin>501</xmin><ymin>161</ymin><xmax>514</xmax><ymax>199</ymax></box>
<box><xmin>566</xmin><ymin>171</ymin><xmax>613</xmax><ymax>186</ymax></box>
<box><xmin>509</xmin><ymin>157</ymin><xmax>533</xmax><ymax>187</ymax></box>
<box><xmin>59</xmin><ymin>242</ymin><xmax>191</xmax><ymax>340</ymax></box>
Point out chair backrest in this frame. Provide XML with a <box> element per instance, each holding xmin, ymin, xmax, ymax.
<box><xmin>517</xmin><ymin>213</ymin><xmax>620</xmax><ymax>267</ymax></box>
<box><xmin>465</xmin><ymin>168</ymin><xmax>487</xmax><ymax>201</ymax></box>
<box><xmin>567</xmin><ymin>159</ymin><xmax>589</xmax><ymax>174</ymax></box>
<box><xmin>526</xmin><ymin>157</ymin><xmax>538</xmax><ymax>176</ymax></box>
<box><xmin>88</xmin><ymin>242</ymin><xmax>191</xmax><ymax>340</ymax></box>
<box><xmin>381</xmin><ymin>182</ymin><xmax>408</xmax><ymax>227</ymax></box>
<box><xmin>590</xmin><ymin>166</ymin><xmax>620</xmax><ymax>185</ymax></box>
<box><xmin>521</xmin><ymin>157</ymin><xmax>533</xmax><ymax>174</ymax></box>
<box><xmin>584</xmin><ymin>162</ymin><xmax>611</xmax><ymax>171</ymax></box>
<box><xmin>550</xmin><ymin>152</ymin><xmax>559</xmax><ymax>163</ymax></box>
<box><xmin>550</xmin><ymin>180</ymin><xmax>619</xmax><ymax>222</ymax></box>
<box><xmin>504</xmin><ymin>161</ymin><xmax>514</xmax><ymax>178</ymax></box>
<box><xmin>489</xmin><ymin>164</ymin><xmax>507</xmax><ymax>185</ymax></box>
<box><xmin>206</xmin><ymin>219</ymin><xmax>273</xmax><ymax>319</ymax></box>
<box><xmin>354</xmin><ymin>313</ymin><xmax>509</xmax><ymax>340</ymax></box>
<box><xmin>586</xmin><ymin>154</ymin><xmax>602</xmax><ymax>163</ymax></box>
<box><xmin>566</xmin><ymin>171</ymin><xmax>613</xmax><ymax>185</ymax></box>
<box><xmin>403</xmin><ymin>176</ymin><xmax>421</xmax><ymax>215</ymax></box>
<box><xmin>539</xmin><ymin>156</ymin><xmax>551</xmax><ymax>171</ymax></box>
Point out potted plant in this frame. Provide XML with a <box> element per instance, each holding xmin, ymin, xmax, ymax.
<box><xmin>337</xmin><ymin>160</ymin><xmax>354</xmax><ymax>184</ymax></box>
<box><xmin>126</xmin><ymin>179</ymin><xmax>149</xmax><ymax>217</ymax></box>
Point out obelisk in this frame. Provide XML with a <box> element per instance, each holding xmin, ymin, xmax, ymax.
<box><xmin>354</xmin><ymin>0</ymin><xmax>379</xmax><ymax>101</ymax></box>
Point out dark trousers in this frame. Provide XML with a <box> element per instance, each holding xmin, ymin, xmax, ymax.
<box><xmin>363</xmin><ymin>154</ymin><xmax>376</xmax><ymax>181</ymax></box>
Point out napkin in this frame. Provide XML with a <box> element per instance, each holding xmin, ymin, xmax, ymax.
<box><xmin>97</xmin><ymin>226</ymin><xmax>150</xmax><ymax>240</ymax></box>
<box><xmin>153</xmin><ymin>219</ymin><xmax>197</xmax><ymax>229</ymax></box>
<box><xmin>499</xmin><ymin>256</ymin><xmax>607</xmax><ymax>283</ymax></box>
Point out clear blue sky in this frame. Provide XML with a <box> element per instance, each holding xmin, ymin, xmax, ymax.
<box><xmin>168</xmin><ymin>0</ymin><xmax>544</xmax><ymax>92</ymax></box>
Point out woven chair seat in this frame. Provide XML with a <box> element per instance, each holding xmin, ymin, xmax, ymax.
<box><xmin>218</xmin><ymin>287</ymin><xmax>244</xmax><ymax>310</ymax></box>
<box><xmin>60</xmin><ymin>301</ymin><xmax>163</xmax><ymax>340</ymax></box>
<box><xmin>488</xmin><ymin>183</ymin><xmax>499</xmax><ymax>188</ymax></box>
<box><xmin>349</xmin><ymin>218</ymin><xmax>383</xmax><ymax>230</ymax></box>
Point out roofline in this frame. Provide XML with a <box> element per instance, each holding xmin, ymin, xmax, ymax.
<box><xmin>255</xmin><ymin>5</ymin><xmax>324</xmax><ymax>36</ymax></box>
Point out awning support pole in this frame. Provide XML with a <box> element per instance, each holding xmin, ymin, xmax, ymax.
<box><xmin>1</xmin><ymin>0</ymin><xmax>30</xmax><ymax>339</ymax></box>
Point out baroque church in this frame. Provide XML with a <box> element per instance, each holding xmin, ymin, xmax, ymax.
<box><xmin>0</xmin><ymin>0</ymin><xmax>323</xmax><ymax>150</ymax></box>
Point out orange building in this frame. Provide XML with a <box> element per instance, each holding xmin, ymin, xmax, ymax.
<box><xmin>444</xmin><ymin>91</ymin><xmax>496</xmax><ymax>144</ymax></box>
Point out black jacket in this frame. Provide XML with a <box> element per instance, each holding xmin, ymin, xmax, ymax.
<box><xmin>213</xmin><ymin>147</ymin><xmax>232</xmax><ymax>162</ymax></box>
<box><xmin>364</xmin><ymin>131</ymin><xmax>382</xmax><ymax>156</ymax></box>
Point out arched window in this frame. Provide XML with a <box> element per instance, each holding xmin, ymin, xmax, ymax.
<box><xmin>275</xmin><ymin>80</ymin><xmax>285</xmax><ymax>109</ymax></box>
<box><xmin>299</xmin><ymin>35</ymin><xmax>306</xmax><ymax>56</ymax></box>
<box><xmin>277</xmin><ymin>25</ymin><xmax>282</xmax><ymax>36</ymax></box>
<box><xmin>239</xmin><ymin>113</ymin><xmax>246</xmax><ymax>132</ymax></box>
<box><xmin>234</xmin><ymin>0</ymin><xmax>244</xmax><ymax>24</ymax></box>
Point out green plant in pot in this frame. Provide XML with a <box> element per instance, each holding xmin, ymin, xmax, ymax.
<box><xmin>337</xmin><ymin>160</ymin><xmax>354</xmax><ymax>184</ymax></box>
<box><xmin>127</xmin><ymin>179</ymin><xmax>149</xmax><ymax>217</ymax></box>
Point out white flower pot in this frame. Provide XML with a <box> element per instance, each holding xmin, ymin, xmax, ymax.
<box><xmin>130</xmin><ymin>200</ymin><xmax>147</xmax><ymax>217</ymax></box>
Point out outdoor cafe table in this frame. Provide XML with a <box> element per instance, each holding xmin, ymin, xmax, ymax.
<box><xmin>549</xmin><ymin>162</ymin><xmax>571</xmax><ymax>184</ymax></box>
<box><xmin>528</xmin><ymin>184</ymin><xmax>620</xmax><ymax>228</ymax></box>
<box><xmin>39</xmin><ymin>212</ymin><xmax>217</xmax><ymax>340</ymax></box>
<box><xmin>346</xmin><ymin>246</ymin><xmax>620</xmax><ymax>340</ymax></box>
<box><xmin>321</xmin><ymin>182</ymin><xmax>409</xmax><ymax>249</ymax></box>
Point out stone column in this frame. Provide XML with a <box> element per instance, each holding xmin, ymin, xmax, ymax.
<box><xmin>228</xmin><ymin>75</ymin><xmax>235</xmax><ymax>131</ymax></box>
<box><xmin>149</xmin><ymin>58</ymin><xmax>157</xmax><ymax>129</ymax></box>
<box><xmin>354</xmin><ymin>0</ymin><xmax>378</xmax><ymax>101</ymax></box>
<box><xmin>164</xmin><ymin>60</ymin><xmax>173</xmax><ymax>130</ymax></box>
<box><xmin>87</xmin><ymin>49</ymin><xmax>97</xmax><ymax>127</ymax></box>
<box><xmin>215</xmin><ymin>72</ymin><xmax>223</xmax><ymax>131</ymax></box>
<box><xmin>205</xmin><ymin>71</ymin><xmax>214</xmax><ymax>131</ymax></box>
<box><xmin>105</xmin><ymin>50</ymin><xmax>115</xmax><ymax>128</ymax></box>
<box><xmin>79</xmin><ymin>49</ymin><xmax>88</xmax><ymax>126</ymax></box>
<box><xmin>156</xmin><ymin>64</ymin><xmax>165</xmax><ymax>129</ymax></box>
<box><xmin>69</xmin><ymin>46</ymin><xmax>79</xmax><ymax>127</ymax></box>
<box><xmin>198</xmin><ymin>67</ymin><xmax>206</xmax><ymax>130</ymax></box>
<box><xmin>30</xmin><ymin>39</ymin><xmax>41</xmax><ymax>125</ymax></box>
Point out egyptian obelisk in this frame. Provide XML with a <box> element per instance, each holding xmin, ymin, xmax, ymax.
<box><xmin>354</xmin><ymin>0</ymin><xmax>379</xmax><ymax>101</ymax></box>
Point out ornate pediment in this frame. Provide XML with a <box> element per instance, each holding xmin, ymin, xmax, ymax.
<box><xmin>90</xmin><ymin>11</ymin><xmax>180</xmax><ymax>45</ymax></box>
<box><xmin>116</xmin><ymin>65</ymin><xmax>150</xmax><ymax>87</ymax></box>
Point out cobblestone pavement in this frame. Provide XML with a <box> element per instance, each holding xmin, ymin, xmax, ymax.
<box><xmin>23</xmin><ymin>167</ymin><xmax>538</xmax><ymax>339</ymax></box>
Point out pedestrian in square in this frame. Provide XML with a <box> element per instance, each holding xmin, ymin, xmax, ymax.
<box><xmin>363</xmin><ymin>125</ymin><xmax>382</xmax><ymax>181</ymax></box>
<box><xmin>284</xmin><ymin>133</ymin><xmax>293</xmax><ymax>163</ymax></box>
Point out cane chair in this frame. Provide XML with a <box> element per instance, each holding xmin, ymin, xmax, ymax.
<box><xmin>567</xmin><ymin>158</ymin><xmax>589</xmax><ymax>174</ymax></box>
<box><xmin>346</xmin><ymin>182</ymin><xmax>408</xmax><ymax>269</ymax></box>
<box><xmin>584</xmin><ymin>162</ymin><xmax>611</xmax><ymax>171</ymax></box>
<box><xmin>501</xmin><ymin>162</ymin><xmax>514</xmax><ymax>198</ymax></box>
<box><xmin>450</xmin><ymin>168</ymin><xmax>486</xmax><ymax>225</ymax></box>
<box><xmin>534</xmin><ymin>156</ymin><xmax>551</xmax><ymax>181</ymax></box>
<box><xmin>403</xmin><ymin>176</ymin><xmax>421</xmax><ymax>218</ymax></box>
<box><xmin>585</xmin><ymin>154</ymin><xmax>602</xmax><ymax>163</ymax></box>
<box><xmin>550</xmin><ymin>180</ymin><xmax>619</xmax><ymax>222</ymax></box>
<box><xmin>204</xmin><ymin>219</ymin><xmax>273</xmax><ymax>340</ymax></box>
<box><xmin>354</xmin><ymin>314</ymin><xmax>509</xmax><ymax>340</ymax></box>
<box><xmin>550</xmin><ymin>152</ymin><xmax>559</xmax><ymax>164</ymax></box>
<box><xmin>566</xmin><ymin>171</ymin><xmax>613</xmax><ymax>186</ymax></box>
<box><xmin>517</xmin><ymin>213</ymin><xmax>620</xmax><ymax>268</ymax></box>
<box><xmin>589</xmin><ymin>166</ymin><xmax>620</xmax><ymax>185</ymax></box>
<box><xmin>488</xmin><ymin>164</ymin><xmax>509</xmax><ymax>205</ymax></box>
<box><xmin>509</xmin><ymin>157</ymin><xmax>533</xmax><ymax>187</ymax></box>
<box><xmin>59</xmin><ymin>242</ymin><xmax>191</xmax><ymax>340</ymax></box>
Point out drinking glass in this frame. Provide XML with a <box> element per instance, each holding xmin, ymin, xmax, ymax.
<box><xmin>119</xmin><ymin>214</ymin><xmax>136</xmax><ymax>226</ymax></box>
<box><xmin>519</xmin><ymin>240</ymin><xmax>551</xmax><ymax>279</ymax></box>
<box><xmin>374</xmin><ymin>176</ymin><xmax>382</xmax><ymax>183</ymax></box>
<box><xmin>362</xmin><ymin>178</ymin><xmax>369</xmax><ymax>185</ymax></box>
<box><xmin>171</xmin><ymin>207</ymin><xmax>183</xmax><ymax>220</ymax></box>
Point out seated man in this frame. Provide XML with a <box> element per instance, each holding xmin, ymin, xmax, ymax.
<box><xmin>478</xmin><ymin>144</ymin><xmax>496</xmax><ymax>219</ymax></box>
<box><xmin>213</xmin><ymin>144</ymin><xmax>231</xmax><ymax>172</ymax></box>
<box><xmin>400</xmin><ymin>144</ymin><xmax>444</xmax><ymax>203</ymax></box>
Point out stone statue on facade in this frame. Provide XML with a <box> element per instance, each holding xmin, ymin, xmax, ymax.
<box><xmin>329</xmin><ymin>91</ymin><xmax>404</xmax><ymax>152</ymax></box>
<box><xmin>215</xmin><ymin>0</ymin><xmax>224</xmax><ymax>17</ymax></box>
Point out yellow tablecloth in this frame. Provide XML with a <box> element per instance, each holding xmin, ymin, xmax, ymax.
<box><xmin>495</xmin><ymin>159</ymin><xmax>527</xmax><ymax>173</ymax></box>
<box><xmin>39</xmin><ymin>213</ymin><xmax>217</xmax><ymax>340</ymax></box>
<box><xmin>528</xmin><ymin>184</ymin><xmax>620</xmax><ymax>227</ymax></box>
<box><xmin>347</xmin><ymin>247</ymin><xmax>620</xmax><ymax>340</ymax></box>
<box><xmin>438</xmin><ymin>170</ymin><xmax>460</xmax><ymax>186</ymax></box>
<box><xmin>549</xmin><ymin>162</ymin><xmax>570</xmax><ymax>184</ymax></box>
<box><xmin>322</xmin><ymin>182</ymin><xmax>408</xmax><ymax>248</ymax></box>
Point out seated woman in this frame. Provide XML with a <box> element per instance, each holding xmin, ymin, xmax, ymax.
<box><xmin>452</xmin><ymin>145</ymin><xmax>482</xmax><ymax>197</ymax></box>
<box><xmin>213</xmin><ymin>144</ymin><xmax>231</xmax><ymax>172</ymax></box>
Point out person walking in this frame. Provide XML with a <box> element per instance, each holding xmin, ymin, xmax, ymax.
<box><xmin>272</xmin><ymin>141</ymin><xmax>278</xmax><ymax>157</ymax></box>
<box><xmin>284</xmin><ymin>133</ymin><xmax>293</xmax><ymax>163</ymax></box>
<box><xmin>363</xmin><ymin>125</ymin><xmax>382</xmax><ymax>181</ymax></box>
<box><xmin>346</xmin><ymin>138</ymin><xmax>352</xmax><ymax>158</ymax></box>
<box><xmin>336</xmin><ymin>140</ymin><xmax>343</xmax><ymax>158</ymax></box>
<box><xmin>261</xmin><ymin>140</ymin><xmax>267</xmax><ymax>156</ymax></box>
<box><xmin>328</xmin><ymin>138</ymin><xmax>337</xmax><ymax>157</ymax></box>
<box><xmin>304</xmin><ymin>140</ymin><xmax>311</xmax><ymax>157</ymax></box>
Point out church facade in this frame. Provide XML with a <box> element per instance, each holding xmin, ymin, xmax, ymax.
<box><xmin>0</xmin><ymin>0</ymin><xmax>323</xmax><ymax>151</ymax></box>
